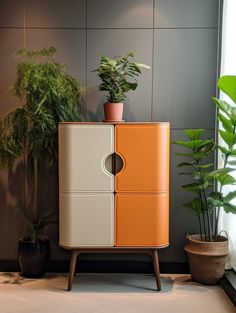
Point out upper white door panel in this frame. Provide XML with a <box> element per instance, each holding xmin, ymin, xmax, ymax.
<box><xmin>59</xmin><ymin>124</ymin><xmax>114</xmax><ymax>192</ymax></box>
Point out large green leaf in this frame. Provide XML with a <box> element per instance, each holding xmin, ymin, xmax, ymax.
<box><xmin>182</xmin><ymin>183</ymin><xmax>201</xmax><ymax>194</ymax></box>
<box><xmin>212</xmin><ymin>97</ymin><xmax>232</xmax><ymax>117</ymax></box>
<box><xmin>222</xmin><ymin>203</ymin><xmax>236</xmax><ymax>214</ymax></box>
<box><xmin>184</xmin><ymin>198</ymin><xmax>204</xmax><ymax>215</ymax></box>
<box><xmin>173</xmin><ymin>140</ymin><xmax>196</xmax><ymax>150</ymax></box>
<box><xmin>192</xmin><ymin>171</ymin><xmax>201</xmax><ymax>180</ymax></box>
<box><xmin>219</xmin><ymin>130</ymin><xmax>236</xmax><ymax>148</ymax></box>
<box><xmin>218</xmin><ymin>113</ymin><xmax>234</xmax><ymax>132</ymax></box>
<box><xmin>209</xmin><ymin>167</ymin><xmax>234</xmax><ymax>178</ymax></box>
<box><xmin>198</xmin><ymin>141</ymin><xmax>215</xmax><ymax>156</ymax></box>
<box><xmin>230</xmin><ymin>149</ymin><xmax>236</xmax><ymax>156</ymax></box>
<box><xmin>193</xmin><ymin>163</ymin><xmax>213</xmax><ymax>169</ymax></box>
<box><xmin>208</xmin><ymin>192</ymin><xmax>222</xmax><ymax>207</ymax></box>
<box><xmin>218</xmin><ymin>145</ymin><xmax>228</xmax><ymax>155</ymax></box>
<box><xmin>218</xmin><ymin>75</ymin><xmax>236</xmax><ymax>105</ymax></box>
<box><xmin>224</xmin><ymin>191</ymin><xmax>236</xmax><ymax>202</ymax></box>
<box><xmin>175</xmin><ymin>152</ymin><xmax>193</xmax><ymax>157</ymax></box>
<box><xmin>134</xmin><ymin>63</ymin><xmax>151</xmax><ymax>69</ymax></box>
<box><xmin>177</xmin><ymin>161</ymin><xmax>194</xmax><ymax>168</ymax></box>
<box><xmin>217</xmin><ymin>173</ymin><xmax>236</xmax><ymax>185</ymax></box>
<box><xmin>173</xmin><ymin>139</ymin><xmax>213</xmax><ymax>151</ymax></box>
<box><xmin>184</xmin><ymin>129</ymin><xmax>205</xmax><ymax>140</ymax></box>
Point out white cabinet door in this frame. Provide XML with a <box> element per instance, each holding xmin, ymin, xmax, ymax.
<box><xmin>59</xmin><ymin>124</ymin><xmax>114</xmax><ymax>192</ymax></box>
<box><xmin>60</xmin><ymin>193</ymin><xmax>114</xmax><ymax>247</ymax></box>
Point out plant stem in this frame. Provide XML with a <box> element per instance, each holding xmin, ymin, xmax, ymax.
<box><xmin>199</xmin><ymin>216</ymin><xmax>203</xmax><ymax>241</ymax></box>
<box><xmin>204</xmin><ymin>190</ymin><xmax>212</xmax><ymax>241</ymax></box>
<box><xmin>33</xmin><ymin>158</ymin><xmax>38</xmax><ymax>242</ymax></box>
<box><xmin>215</xmin><ymin>155</ymin><xmax>229</xmax><ymax>238</ymax></box>
<box><xmin>200</xmin><ymin>194</ymin><xmax>207</xmax><ymax>240</ymax></box>
<box><xmin>197</xmin><ymin>159</ymin><xmax>212</xmax><ymax>241</ymax></box>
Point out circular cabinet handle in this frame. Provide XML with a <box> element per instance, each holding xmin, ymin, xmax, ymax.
<box><xmin>113</xmin><ymin>152</ymin><xmax>125</xmax><ymax>175</ymax></box>
<box><xmin>103</xmin><ymin>153</ymin><xmax>125</xmax><ymax>175</ymax></box>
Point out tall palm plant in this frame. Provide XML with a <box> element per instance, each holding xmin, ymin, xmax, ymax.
<box><xmin>0</xmin><ymin>47</ymin><xmax>81</xmax><ymax>242</ymax></box>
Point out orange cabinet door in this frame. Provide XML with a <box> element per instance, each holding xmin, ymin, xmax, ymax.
<box><xmin>115</xmin><ymin>193</ymin><xmax>169</xmax><ymax>247</ymax></box>
<box><xmin>115</xmin><ymin>124</ymin><xmax>170</xmax><ymax>192</ymax></box>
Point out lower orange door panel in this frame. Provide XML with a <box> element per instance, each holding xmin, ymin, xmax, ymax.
<box><xmin>115</xmin><ymin>193</ymin><xmax>169</xmax><ymax>247</ymax></box>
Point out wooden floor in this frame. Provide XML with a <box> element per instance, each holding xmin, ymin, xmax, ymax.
<box><xmin>0</xmin><ymin>273</ymin><xmax>235</xmax><ymax>313</ymax></box>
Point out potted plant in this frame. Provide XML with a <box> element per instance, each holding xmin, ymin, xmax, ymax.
<box><xmin>174</xmin><ymin>75</ymin><xmax>236</xmax><ymax>285</ymax></box>
<box><xmin>93</xmin><ymin>51</ymin><xmax>150</xmax><ymax>121</ymax></box>
<box><xmin>0</xmin><ymin>47</ymin><xmax>81</xmax><ymax>277</ymax></box>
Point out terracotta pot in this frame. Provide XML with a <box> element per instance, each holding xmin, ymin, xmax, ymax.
<box><xmin>103</xmin><ymin>102</ymin><xmax>124</xmax><ymax>121</ymax></box>
<box><xmin>184</xmin><ymin>234</ymin><xmax>228</xmax><ymax>285</ymax></box>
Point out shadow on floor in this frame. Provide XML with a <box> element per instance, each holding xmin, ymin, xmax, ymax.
<box><xmin>0</xmin><ymin>272</ymin><xmax>174</xmax><ymax>293</ymax></box>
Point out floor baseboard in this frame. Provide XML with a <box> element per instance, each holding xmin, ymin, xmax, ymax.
<box><xmin>0</xmin><ymin>260</ymin><xmax>190</xmax><ymax>274</ymax></box>
<box><xmin>221</xmin><ymin>270</ymin><xmax>236</xmax><ymax>307</ymax></box>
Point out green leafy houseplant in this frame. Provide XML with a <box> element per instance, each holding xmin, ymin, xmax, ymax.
<box><xmin>174</xmin><ymin>75</ymin><xmax>236</xmax><ymax>242</ymax></box>
<box><xmin>93</xmin><ymin>51</ymin><xmax>150</xmax><ymax>121</ymax></box>
<box><xmin>174</xmin><ymin>76</ymin><xmax>236</xmax><ymax>284</ymax></box>
<box><xmin>94</xmin><ymin>51</ymin><xmax>150</xmax><ymax>103</ymax></box>
<box><xmin>0</xmin><ymin>47</ymin><xmax>81</xmax><ymax>243</ymax></box>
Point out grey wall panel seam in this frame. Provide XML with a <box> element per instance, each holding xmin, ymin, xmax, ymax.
<box><xmin>154</xmin><ymin>27</ymin><xmax>218</xmax><ymax>30</ymax></box>
<box><xmin>85</xmin><ymin>0</ymin><xmax>88</xmax><ymax>121</ymax></box>
<box><xmin>0</xmin><ymin>27</ymin><xmax>218</xmax><ymax>30</ymax></box>
<box><xmin>171</xmin><ymin>128</ymin><xmax>215</xmax><ymax>131</ymax></box>
<box><xmin>214</xmin><ymin>0</ymin><xmax>224</xmax><ymax>173</ymax></box>
<box><xmin>86</xmin><ymin>27</ymin><xmax>218</xmax><ymax>30</ymax></box>
<box><xmin>25</xmin><ymin>27</ymin><xmax>87</xmax><ymax>30</ymax></box>
<box><xmin>151</xmin><ymin>0</ymin><xmax>155</xmax><ymax>122</ymax></box>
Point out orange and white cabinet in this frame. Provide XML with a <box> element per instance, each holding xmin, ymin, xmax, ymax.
<box><xmin>59</xmin><ymin>123</ymin><xmax>169</xmax><ymax>249</ymax></box>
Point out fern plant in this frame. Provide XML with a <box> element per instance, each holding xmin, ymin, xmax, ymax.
<box><xmin>93</xmin><ymin>51</ymin><xmax>150</xmax><ymax>103</ymax></box>
<box><xmin>174</xmin><ymin>76</ymin><xmax>236</xmax><ymax>242</ymax></box>
<box><xmin>0</xmin><ymin>47</ymin><xmax>81</xmax><ymax>242</ymax></box>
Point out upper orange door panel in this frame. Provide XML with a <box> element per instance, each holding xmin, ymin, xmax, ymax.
<box><xmin>115</xmin><ymin>124</ymin><xmax>170</xmax><ymax>192</ymax></box>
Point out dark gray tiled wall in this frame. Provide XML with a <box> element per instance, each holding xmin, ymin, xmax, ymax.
<box><xmin>0</xmin><ymin>29</ymin><xmax>24</xmax><ymax>115</ymax></box>
<box><xmin>155</xmin><ymin>0</ymin><xmax>218</xmax><ymax>28</ymax></box>
<box><xmin>0</xmin><ymin>0</ymin><xmax>220</xmax><ymax>263</ymax></box>
<box><xmin>25</xmin><ymin>0</ymin><xmax>86</xmax><ymax>28</ymax></box>
<box><xmin>0</xmin><ymin>0</ymin><xmax>24</xmax><ymax>27</ymax></box>
<box><xmin>87</xmin><ymin>0</ymin><xmax>153</xmax><ymax>29</ymax></box>
<box><xmin>153</xmin><ymin>28</ymin><xmax>218</xmax><ymax>128</ymax></box>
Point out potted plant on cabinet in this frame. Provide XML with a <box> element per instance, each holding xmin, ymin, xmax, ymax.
<box><xmin>0</xmin><ymin>47</ymin><xmax>81</xmax><ymax>277</ymax></box>
<box><xmin>93</xmin><ymin>51</ymin><xmax>150</xmax><ymax>122</ymax></box>
<box><xmin>174</xmin><ymin>75</ymin><xmax>236</xmax><ymax>285</ymax></box>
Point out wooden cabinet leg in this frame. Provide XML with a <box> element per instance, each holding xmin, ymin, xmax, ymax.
<box><xmin>151</xmin><ymin>249</ymin><xmax>161</xmax><ymax>291</ymax></box>
<box><xmin>74</xmin><ymin>258</ymin><xmax>78</xmax><ymax>277</ymax></box>
<box><xmin>68</xmin><ymin>250</ymin><xmax>78</xmax><ymax>291</ymax></box>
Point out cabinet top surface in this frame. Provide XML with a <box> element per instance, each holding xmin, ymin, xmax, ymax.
<box><xmin>59</xmin><ymin>122</ymin><xmax>170</xmax><ymax>126</ymax></box>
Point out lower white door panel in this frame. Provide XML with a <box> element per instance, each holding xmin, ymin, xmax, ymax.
<box><xmin>60</xmin><ymin>193</ymin><xmax>114</xmax><ymax>247</ymax></box>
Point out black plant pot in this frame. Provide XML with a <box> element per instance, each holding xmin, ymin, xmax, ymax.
<box><xmin>18</xmin><ymin>236</ymin><xmax>50</xmax><ymax>278</ymax></box>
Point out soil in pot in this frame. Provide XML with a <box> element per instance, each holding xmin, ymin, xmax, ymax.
<box><xmin>185</xmin><ymin>234</ymin><xmax>228</xmax><ymax>285</ymax></box>
<box><xmin>18</xmin><ymin>236</ymin><xmax>50</xmax><ymax>278</ymax></box>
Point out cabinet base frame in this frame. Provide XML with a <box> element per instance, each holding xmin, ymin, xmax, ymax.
<box><xmin>67</xmin><ymin>248</ymin><xmax>162</xmax><ymax>292</ymax></box>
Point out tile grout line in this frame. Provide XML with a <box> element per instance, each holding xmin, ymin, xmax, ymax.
<box><xmin>0</xmin><ymin>27</ymin><xmax>219</xmax><ymax>30</ymax></box>
<box><xmin>150</xmin><ymin>0</ymin><xmax>155</xmax><ymax>122</ymax></box>
<box><xmin>85</xmin><ymin>0</ymin><xmax>88</xmax><ymax>121</ymax></box>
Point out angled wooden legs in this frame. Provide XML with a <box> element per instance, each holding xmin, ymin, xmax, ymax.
<box><xmin>151</xmin><ymin>249</ymin><xmax>161</xmax><ymax>291</ymax></box>
<box><xmin>67</xmin><ymin>248</ymin><xmax>162</xmax><ymax>291</ymax></box>
<box><xmin>68</xmin><ymin>250</ymin><xmax>78</xmax><ymax>291</ymax></box>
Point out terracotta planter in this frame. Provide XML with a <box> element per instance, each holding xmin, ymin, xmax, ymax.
<box><xmin>184</xmin><ymin>234</ymin><xmax>228</xmax><ymax>285</ymax></box>
<box><xmin>103</xmin><ymin>102</ymin><xmax>124</xmax><ymax>121</ymax></box>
